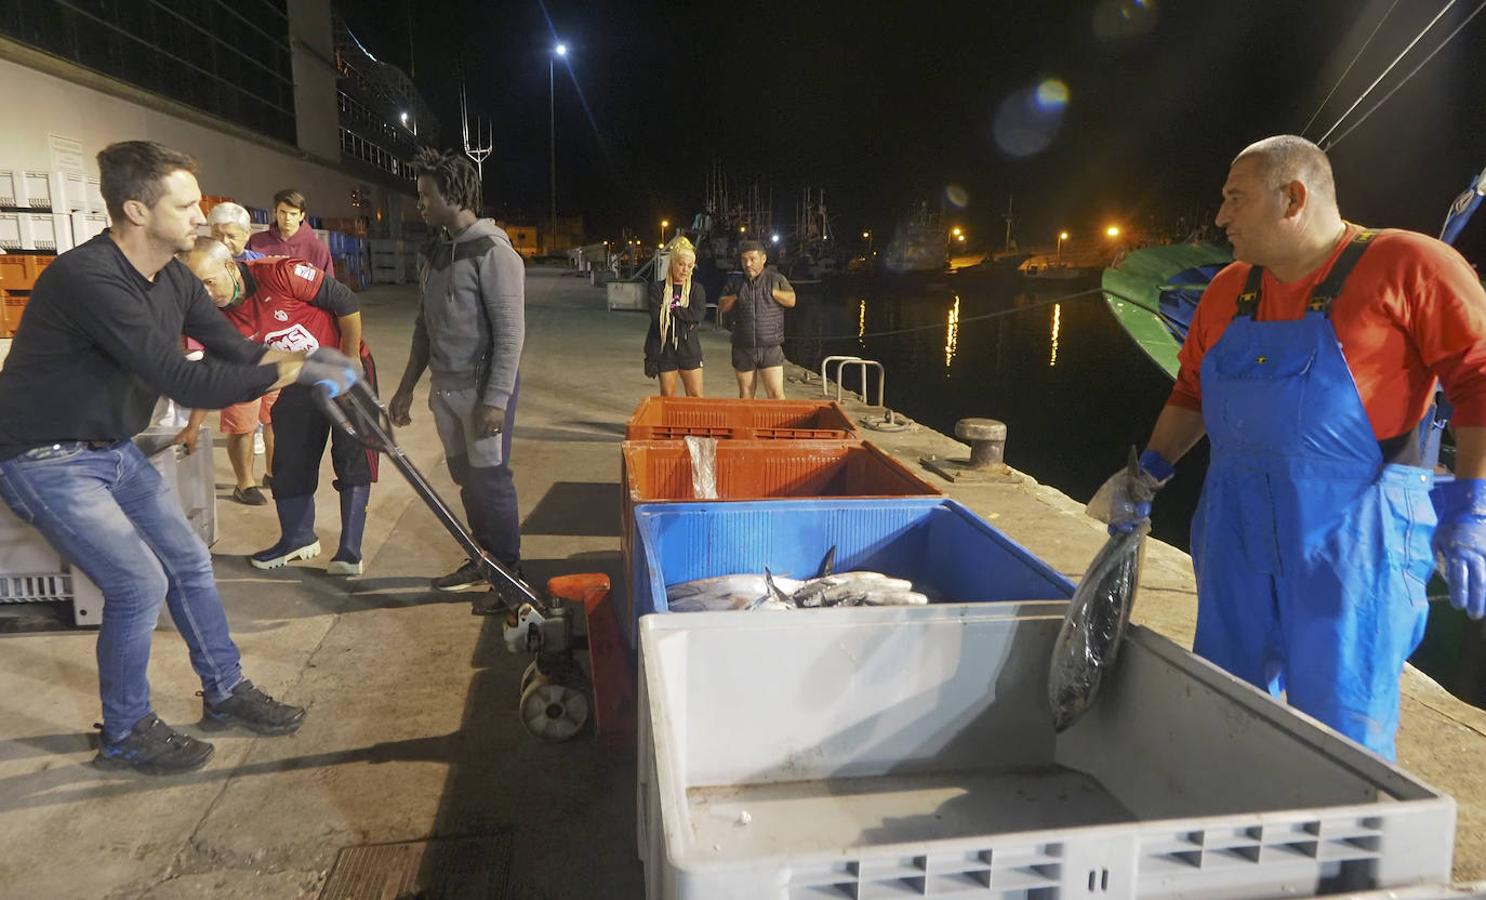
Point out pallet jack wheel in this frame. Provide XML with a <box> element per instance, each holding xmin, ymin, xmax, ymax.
<box><xmin>519</xmin><ymin>674</ymin><xmax>591</xmax><ymax>741</ymax></box>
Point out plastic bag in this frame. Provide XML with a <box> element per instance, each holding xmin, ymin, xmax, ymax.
<box><xmin>1086</xmin><ymin>447</ymin><xmax>1165</xmax><ymax>530</ymax></box>
<box><xmin>685</xmin><ymin>435</ymin><xmax>718</xmax><ymax>500</ymax></box>
<box><xmin>1047</xmin><ymin>527</ymin><xmax>1145</xmax><ymax>732</ymax></box>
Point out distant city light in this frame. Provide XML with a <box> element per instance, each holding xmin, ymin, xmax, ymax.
<box><xmin>1059</xmin><ymin>231</ymin><xmax>1070</xmax><ymax>240</ymax></box>
<box><xmin>957</xmin><ymin>235</ymin><xmax>966</xmax><ymax>242</ymax></box>
<box><xmin>770</xmin><ymin>234</ymin><xmax>780</xmax><ymax>244</ymax></box>
<box><xmin>739</xmin><ymin>226</ymin><xmax>746</xmax><ymax>234</ymax></box>
<box><xmin>1105</xmin><ymin>225</ymin><xmax>1121</xmax><ymax>238</ymax></box>
<box><xmin>951</xmin><ymin>226</ymin><xmax>962</xmax><ymax>236</ymax></box>
<box><xmin>861</xmin><ymin>231</ymin><xmax>870</xmax><ymax>239</ymax></box>
<box><xmin>399</xmin><ymin>111</ymin><xmax>408</xmax><ymax>124</ymax></box>
<box><xmin>555</xmin><ymin>43</ymin><xmax>568</xmax><ymax>57</ymax></box>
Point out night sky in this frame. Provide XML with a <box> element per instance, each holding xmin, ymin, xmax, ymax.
<box><xmin>341</xmin><ymin>0</ymin><xmax>1486</xmax><ymax>257</ymax></box>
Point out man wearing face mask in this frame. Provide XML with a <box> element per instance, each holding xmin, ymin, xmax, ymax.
<box><xmin>180</xmin><ymin>237</ymin><xmax>376</xmax><ymax>577</ymax></box>
<box><xmin>718</xmin><ymin>240</ymin><xmax>796</xmax><ymax>398</ymax></box>
<box><xmin>0</xmin><ymin>141</ymin><xmax>356</xmax><ymax>774</ymax></box>
<box><xmin>1092</xmin><ymin>135</ymin><xmax>1486</xmax><ymax>761</ymax></box>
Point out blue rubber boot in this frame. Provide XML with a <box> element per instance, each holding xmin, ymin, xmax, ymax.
<box><xmin>249</xmin><ymin>495</ymin><xmax>319</xmax><ymax>569</ymax></box>
<box><xmin>328</xmin><ymin>485</ymin><xmax>370</xmax><ymax>576</ymax></box>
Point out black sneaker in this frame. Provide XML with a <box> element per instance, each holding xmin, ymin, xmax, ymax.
<box><xmin>200</xmin><ymin>680</ymin><xmax>306</xmax><ymax>736</ymax></box>
<box><xmin>231</xmin><ymin>485</ymin><xmax>268</xmax><ymax>506</ymax></box>
<box><xmin>94</xmin><ymin>713</ymin><xmax>215</xmax><ymax>775</ymax></box>
<box><xmin>432</xmin><ymin>559</ymin><xmax>487</xmax><ymax>593</ymax></box>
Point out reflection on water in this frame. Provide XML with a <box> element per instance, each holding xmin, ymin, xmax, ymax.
<box><xmin>1049</xmin><ymin>303</ymin><xmax>1061</xmax><ymax>368</ymax></box>
<box><xmin>783</xmin><ymin>268</ymin><xmax>1209</xmax><ymax>549</ymax></box>
<box><xmin>945</xmin><ymin>296</ymin><xmax>960</xmax><ymax>370</ymax></box>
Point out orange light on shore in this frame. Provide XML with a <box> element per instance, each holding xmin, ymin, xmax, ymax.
<box><xmin>1105</xmin><ymin>225</ymin><xmax>1121</xmax><ymax>238</ymax></box>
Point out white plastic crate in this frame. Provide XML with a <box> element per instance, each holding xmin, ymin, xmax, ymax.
<box><xmin>72</xmin><ymin>212</ymin><xmax>108</xmax><ymax>245</ymax></box>
<box><xmin>637</xmin><ymin>603</ymin><xmax>1456</xmax><ymax>899</ymax></box>
<box><xmin>20</xmin><ymin>213</ymin><xmax>68</xmax><ymax>252</ymax></box>
<box><xmin>0</xmin><ymin>170</ymin><xmax>20</xmax><ymax>207</ymax></box>
<box><xmin>19</xmin><ymin>171</ymin><xmax>51</xmax><ymax>210</ymax></box>
<box><xmin>0</xmin><ymin>213</ymin><xmax>22</xmax><ymax>250</ymax></box>
<box><xmin>607</xmin><ymin>280</ymin><xmax>647</xmax><ymax>311</ymax></box>
<box><xmin>0</xmin><ymin>501</ymin><xmax>104</xmax><ymax>626</ymax></box>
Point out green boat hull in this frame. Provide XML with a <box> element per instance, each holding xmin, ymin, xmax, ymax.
<box><xmin>1102</xmin><ymin>242</ymin><xmax>1233</xmax><ymax>379</ymax></box>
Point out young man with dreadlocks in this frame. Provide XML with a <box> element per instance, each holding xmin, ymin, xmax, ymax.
<box><xmin>390</xmin><ymin>148</ymin><xmax>527</xmax><ymax>593</ymax></box>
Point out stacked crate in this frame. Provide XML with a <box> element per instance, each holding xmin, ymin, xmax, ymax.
<box><xmin>619</xmin><ymin>397</ymin><xmax>962</xmax><ymax>647</ymax></box>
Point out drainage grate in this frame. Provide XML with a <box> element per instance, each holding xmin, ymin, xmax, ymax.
<box><xmin>319</xmin><ymin>832</ymin><xmax>514</xmax><ymax>900</ymax></box>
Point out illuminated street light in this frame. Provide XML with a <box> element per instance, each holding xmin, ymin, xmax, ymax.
<box><xmin>861</xmin><ymin>231</ymin><xmax>870</xmax><ymax>239</ymax></box>
<box><xmin>660</xmin><ymin>218</ymin><xmax>669</xmax><ymax>246</ymax></box>
<box><xmin>956</xmin><ymin>234</ymin><xmax>966</xmax><ymax>242</ymax></box>
<box><xmin>1057</xmin><ymin>230</ymin><xmax>1069</xmax><ymax>260</ymax></box>
<box><xmin>400</xmin><ymin>111</ymin><xmax>408</xmax><ymax>124</ymax></box>
<box><xmin>951</xmin><ymin>226</ymin><xmax>962</xmax><ymax>237</ymax></box>
<box><xmin>1105</xmin><ymin>225</ymin><xmax>1121</xmax><ymax>238</ymax></box>
<box><xmin>555</xmin><ymin>43</ymin><xmax>568</xmax><ymax>57</ymax></box>
<box><xmin>739</xmin><ymin>225</ymin><xmax>747</xmax><ymax>234</ymax></box>
<box><xmin>771</xmin><ymin>234</ymin><xmax>780</xmax><ymax>244</ymax></box>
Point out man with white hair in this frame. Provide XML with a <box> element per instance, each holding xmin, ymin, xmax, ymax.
<box><xmin>206</xmin><ymin>201</ymin><xmax>264</xmax><ymax>262</ymax></box>
<box><xmin>1094</xmin><ymin>134</ymin><xmax>1486</xmax><ymax>760</ymax></box>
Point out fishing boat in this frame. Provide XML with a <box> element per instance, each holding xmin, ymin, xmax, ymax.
<box><xmin>1100</xmin><ymin>241</ymin><xmax>1232</xmax><ymax>379</ymax></box>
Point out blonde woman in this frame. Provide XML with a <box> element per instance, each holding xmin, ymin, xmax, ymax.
<box><xmin>644</xmin><ymin>236</ymin><xmax>706</xmax><ymax>396</ymax></box>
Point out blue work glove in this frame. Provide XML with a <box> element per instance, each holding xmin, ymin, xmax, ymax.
<box><xmin>1431</xmin><ymin>478</ymin><xmax>1486</xmax><ymax>619</ymax></box>
<box><xmin>296</xmin><ymin>357</ymin><xmax>359</xmax><ymax>398</ymax></box>
<box><xmin>1088</xmin><ymin>449</ymin><xmax>1175</xmax><ymax>534</ymax></box>
<box><xmin>309</xmin><ymin>345</ymin><xmax>364</xmax><ymax>378</ymax></box>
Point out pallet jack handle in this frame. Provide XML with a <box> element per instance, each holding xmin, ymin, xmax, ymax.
<box><xmin>312</xmin><ymin>382</ymin><xmax>547</xmax><ymax>614</ymax></box>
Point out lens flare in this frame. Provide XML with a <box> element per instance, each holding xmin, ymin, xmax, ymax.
<box><xmin>945</xmin><ymin>184</ymin><xmax>969</xmax><ymax>208</ymax></box>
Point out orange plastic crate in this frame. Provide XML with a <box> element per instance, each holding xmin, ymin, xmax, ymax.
<box><xmin>618</xmin><ymin>439</ymin><xmax>941</xmax><ymax>592</ymax></box>
<box><xmin>1</xmin><ymin>289</ymin><xmax>31</xmax><ymax>337</ymax></box>
<box><xmin>0</xmin><ymin>254</ymin><xmax>54</xmax><ymax>291</ymax></box>
<box><xmin>625</xmin><ymin>397</ymin><xmax>859</xmax><ymax>441</ymax></box>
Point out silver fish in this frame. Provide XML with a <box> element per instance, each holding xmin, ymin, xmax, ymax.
<box><xmin>1047</xmin><ymin>522</ymin><xmax>1145</xmax><ymax>733</ymax></box>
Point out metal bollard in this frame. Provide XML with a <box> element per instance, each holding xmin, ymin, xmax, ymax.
<box><xmin>956</xmin><ymin>418</ymin><xmax>1007</xmax><ymax>470</ymax></box>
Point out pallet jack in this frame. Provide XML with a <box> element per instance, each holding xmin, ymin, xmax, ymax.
<box><xmin>315</xmin><ymin>382</ymin><xmax>634</xmax><ymax>744</ymax></box>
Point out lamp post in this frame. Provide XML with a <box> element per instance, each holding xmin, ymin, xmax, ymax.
<box><xmin>660</xmin><ymin>219</ymin><xmax>669</xmax><ymax>246</ymax></box>
<box><xmin>1057</xmin><ymin>230</ymin><xmax>1069</xmax><ymax>261</ymax></box>
<box><xmin>549</xmin><ymin>42</ymin><xmax>567</xmax><ymax>254</ymax></box>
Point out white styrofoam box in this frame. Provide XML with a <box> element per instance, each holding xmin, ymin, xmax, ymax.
<box><xmin>607</xmin><ymin>279</ymin><xmax>647</xmax><ymax>311</ymax></box>
<box><xmin>20</xmin><ymin>171</ymin><xmax>52</xmax><ymax>209</ymax></box>
<box><xmin>0</xmin><ymin>496</ymin><xmax>105</xmax><ymax>626</ymax></box>
<box><xmin>0</xmin><ymin>213</ymin><xmax>21</xmax><ymax>250</ymax></box>
<box><xmin>71</xmin><ymin>212</ymin><xmax>108</xmax><ymax>245</ymax></box>
<box><xmin>637</xmin><ymin>604</ymin><xmax>1456</xmax><ymax>900</ymax></box>
<box><xmin>0</xmin><ymin>171</ymin><xmax>19</xmax><ymax>207</ymax></box>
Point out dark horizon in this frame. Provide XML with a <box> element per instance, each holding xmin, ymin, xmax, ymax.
<box><xmin>342</xmin><ymin>0</ymin><xmax>1486</xmax><ymax>259</ymax></box>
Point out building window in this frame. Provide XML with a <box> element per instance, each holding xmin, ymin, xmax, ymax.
<box><xmin>0</xmin><ymin>0</ymin><xmax>296</xmax><ymax>145</ymax></box>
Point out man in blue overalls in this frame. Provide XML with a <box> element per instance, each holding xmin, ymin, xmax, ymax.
<box><xmin>1096</xmin><ymin>135</ymin><xmax>1486</xmax><ymax>761</ymax></box>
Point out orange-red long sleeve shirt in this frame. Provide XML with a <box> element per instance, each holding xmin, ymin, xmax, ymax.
<box><xmin>1169</xmin><ymin>225</ymin><xmax>1486</xmax><ymax>439</ymax></box>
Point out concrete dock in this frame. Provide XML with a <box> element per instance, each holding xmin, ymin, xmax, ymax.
<box><xmin>0</xmin><ymin>267</ymin><xmax>1482</xmax><ymax>898</ymax></box>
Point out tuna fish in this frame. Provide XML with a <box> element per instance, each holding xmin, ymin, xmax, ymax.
<box><xmin>1047</xmin><ymin>525</ymin><xmax>1145</xmax><ymax>732</ymax></box>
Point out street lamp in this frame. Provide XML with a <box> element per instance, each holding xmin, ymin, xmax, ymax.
<box><xmin>1105</xmin><ymin>225</ymin><xmax>1121</xmax><ymax>238</ymax></box>
<box><xmin>549</xmin><ymin>42</ymin><xmax>568</xmax><ymax>253</ymax></box>
<box><xmin>660</xmin><ymin>219</ymin><xmax>669</xmax><ymax>246</ymax></box>
<box><xmin>1057</xmin><ymin>230</ymin><xmax>1069</xmax><ymax>260</ymax></box>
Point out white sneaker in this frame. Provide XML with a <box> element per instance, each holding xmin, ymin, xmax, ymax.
<box><xmin>253</xmin><ymin>430</ymin><xmax>266</xmax><ymax>456</ymax></box>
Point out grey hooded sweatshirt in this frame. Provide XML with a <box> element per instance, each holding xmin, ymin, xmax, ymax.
<box><xmin>414</xmin><ymin>219</ymin><xmax>526</xmax><ymax>410</ymax></box>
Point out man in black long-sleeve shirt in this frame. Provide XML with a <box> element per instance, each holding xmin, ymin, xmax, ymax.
<box><xmin>0</xmin><ymin>141</ymin><xmax>358</xmax><ymax>775</ymax></box>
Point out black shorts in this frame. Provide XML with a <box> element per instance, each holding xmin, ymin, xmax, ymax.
<box><xmin>645</xmin><ymin>326</ymin><xmax>702</xmax><ymax>374</ymax></box>
<box><xmin>731</xmin><ymin>344</ymin><xmax>786</xmax><ymax>372</ymax></box>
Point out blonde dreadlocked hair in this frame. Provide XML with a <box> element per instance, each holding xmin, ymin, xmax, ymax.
<box><xmin>411</xmin><ymin>147</ymin><xmax>482</xmax><ymax>214</ymax></box>
<box><xmin>659</xmin><ymin>235</ymin><xmax>697</xmax><ymax>351</ymax></box>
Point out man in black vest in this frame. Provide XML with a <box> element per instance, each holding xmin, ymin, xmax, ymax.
<box><xmin>719</xmin><ymin>241</ymin><xmax>796</xmax><ymax>398</ymax></box>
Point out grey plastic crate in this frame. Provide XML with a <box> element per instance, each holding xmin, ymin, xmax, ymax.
<box><xmin>637</xmin><ymin>603</ymin><xmax>1457</xmax><ymax>899</ymax></box>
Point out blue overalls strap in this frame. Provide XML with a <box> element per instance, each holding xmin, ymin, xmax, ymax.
<box><xmin>1229</xmin><ymin>229</ymin><xmax>1378</xmax><ymax>321</ymax></box>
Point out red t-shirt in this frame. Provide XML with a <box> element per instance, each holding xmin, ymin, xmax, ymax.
<box><xmin>242</xmin><ymin>257</ymin><xmax>340</xmax><ymax>353</ymax></box>
<box><xmin>1169</xmin><ymin>225</ymin><xmax>1486</xmax><ymax>438</ymax></box>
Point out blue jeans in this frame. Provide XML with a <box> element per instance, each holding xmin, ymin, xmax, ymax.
<box><xmin>0</xmin><ymin>441</ymin><xmax>243</xmax><ymax>741</ymax></box>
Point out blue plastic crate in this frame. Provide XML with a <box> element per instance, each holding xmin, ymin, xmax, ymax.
<box><xmin>626</xmin><ymin>498</ymin><xmax>1076</xmax><ymax>648</ymax></box>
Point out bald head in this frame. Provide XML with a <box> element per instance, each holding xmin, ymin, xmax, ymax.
<box><xmin>182</xmin><ymin>236</ymin><xmax>242</xmax><ymax>307</ymax></box>
<box><xmin>1233</xmin><ymin>134</ymin><xmax>1337</xmax><ymax>211</ymax></box>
